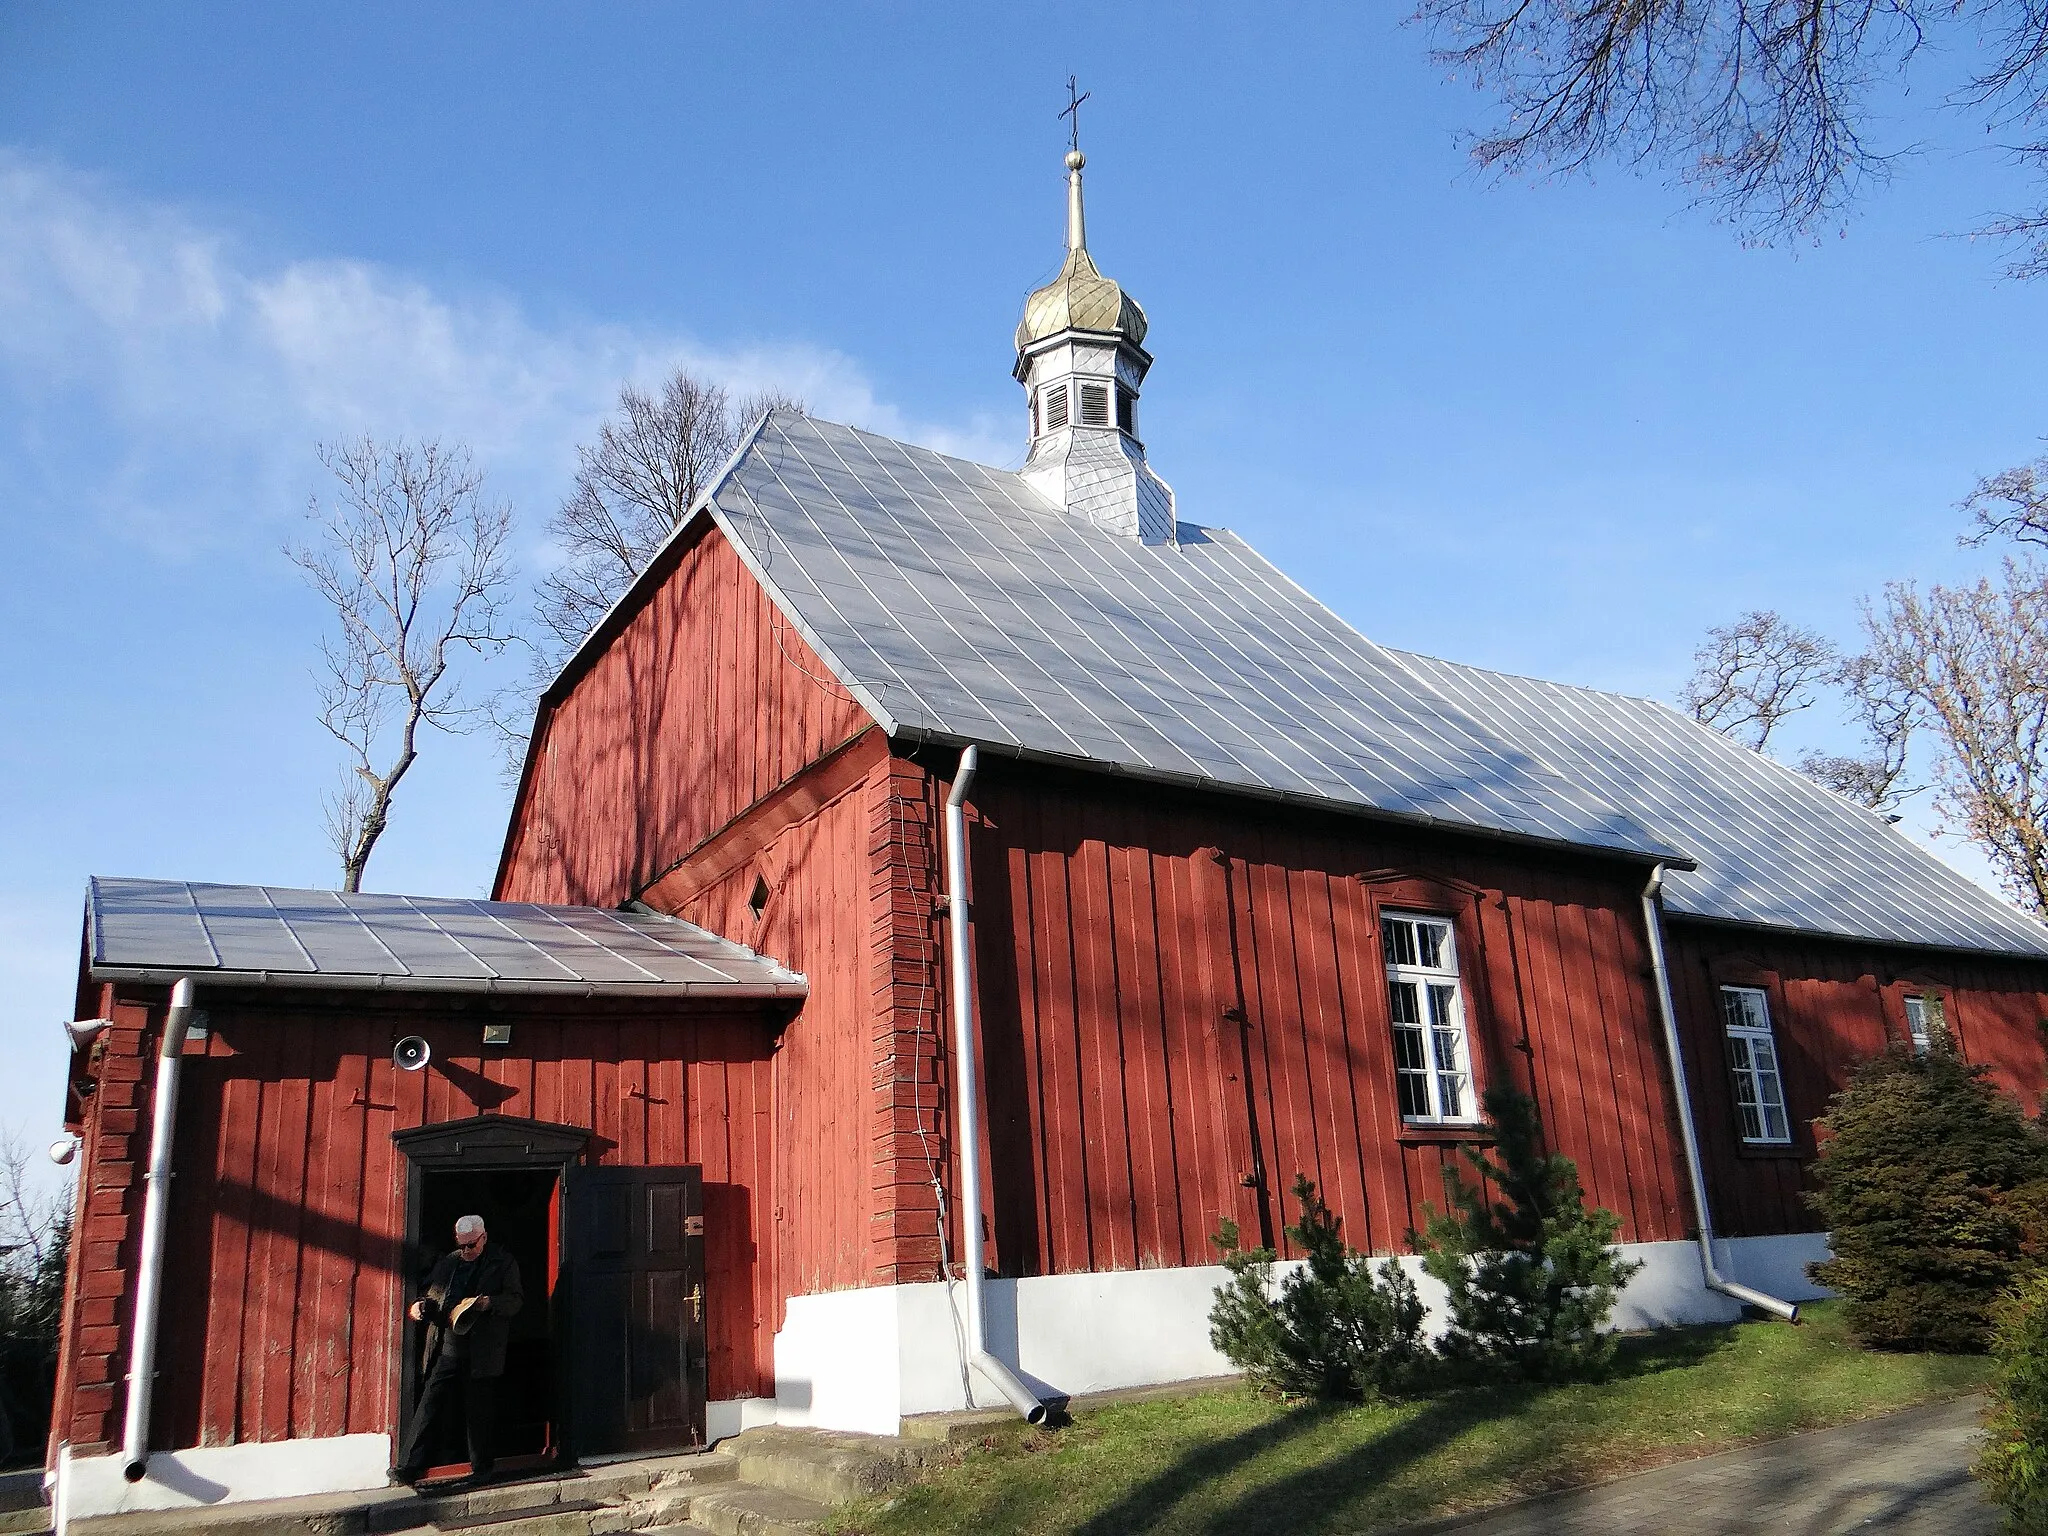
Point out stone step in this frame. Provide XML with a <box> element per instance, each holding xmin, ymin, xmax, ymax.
<box><xmin>725</xmin><ymin>1427</ymin><xmax>938</xmax><ymax>1508</ymax></box>
<box><xmin>72</xmin><ymin>1449</ymin><xmax>739</xmax><ymax>1536</ymax></box>
<box><xmin>370</xmin><ymin>1458</ymin><xmax>735</xmax><ymax>1536</ymax></box>
<box><xmin>0</xmin><ymin>1509</ymin><xmax>49</xmax><ymax>1536</ymax></box>
<box><xmin>676</xmin><ymin>1484</ymin><xmax>829</xmax><ymax>1536</ymax></box>
<box><xmin>400</xmin><ymin>1497</ymin><xmax>639</xmax><ymax>1536</ymax></box>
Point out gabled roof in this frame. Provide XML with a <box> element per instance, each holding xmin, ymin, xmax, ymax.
<box><xmin>86</xmin><ymin>877</ymin><xmax>809</xmax><ymax>998</ymax></box>
<box><xmin>705</xmin><ymin>413</ymin><xmax>1681</xmax><ymax>864</ymax></box>
<box><xmin>542</xmin><ymin>410</ymin><xmax>2048</xmax><ymax>962</ymax></box>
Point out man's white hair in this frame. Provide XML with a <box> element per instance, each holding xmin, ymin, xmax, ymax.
<box><xmin>454</xmin><ymin>1214</ymin><xmax>487</xmax><ymax>1238</ymax></box>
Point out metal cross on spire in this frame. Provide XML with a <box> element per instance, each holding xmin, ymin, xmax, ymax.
<box><xmin>1060</xmin><ymin>76</ymin><xmax>1090</xmax><ymax>157</ymax></box>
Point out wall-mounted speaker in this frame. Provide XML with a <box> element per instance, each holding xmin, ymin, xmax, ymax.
<box><xmin>393</xmin><ymin>1036</ymin><xmax>432</xmax><ymax>1073</ymax></box>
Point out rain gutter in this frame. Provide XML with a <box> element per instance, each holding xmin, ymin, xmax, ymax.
<box><xmin>123</xmin><ymin>976</ymin><xmax>196</xmax><ymax>1481</ymax></box>
<box><xmin>943</xmin><ymin>746</ymin><xmax>1047</xmax><ymax>1423</ymax></box>
<box><xmin>1640</xmin><ymin>866</ymin><xmax>1800</xmax><ymax>1323</ymax></box>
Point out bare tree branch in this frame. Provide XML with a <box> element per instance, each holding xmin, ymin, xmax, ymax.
<box><xmin>289</xmin><ymin>437</ymin><xmax>516</xmax><ymax>891</ymax></box>
<box><xmin>0</xmin><ymin>1128</ymin><xmax>69</xmax><ymax>1464</ymax></box>
<box><xmin>1861</xmin><ymin>559</ymin><xmax>2048</xmax><ymax>912</ymax></box>
<box><xmin>1412</xmin><ymin>2</ymin><xmax>2048</xmax><ymax>254</ymax></box>
<box><xmin>489</xmin><ymin>373</ymin><xmax>804</xmax><ymax>773</ymax></box>
<box><xmin>1680</xmin><ymin>607</ymin><xmax>1838</xmax><ymax>749</ymax></box>
<box><xmin>1794</xmin><ymin>646</ymin><xmax>1917</xmax><ymax>809</ymax></box>
<box><xmin>1961</xmin><ymin>451</ymin><xmax>2048</xmax><ymax>547</ymax></box>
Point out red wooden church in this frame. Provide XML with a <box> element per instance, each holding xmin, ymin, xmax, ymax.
<box><xmin>47</xmin><ymin>147</ymin><xmax>2048</xmax><ymax>1520</ymax></box>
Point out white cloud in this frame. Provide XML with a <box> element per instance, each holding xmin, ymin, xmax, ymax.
<box><xmin>0</xmin><ymin>150</ymin><xmax>1009</xmax><ymax>561</ymax></box>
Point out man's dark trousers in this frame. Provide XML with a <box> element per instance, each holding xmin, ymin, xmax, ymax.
<box><xmin>398</xmin><ymin>1348</ymin><xmax>496</xmax><ymax>1477</ymax></box>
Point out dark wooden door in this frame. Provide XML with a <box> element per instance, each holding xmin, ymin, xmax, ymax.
<box><xmin>565</xmin><ymin>1165</ymin><xmax>707</xmax><ymax>1455</ymax></box>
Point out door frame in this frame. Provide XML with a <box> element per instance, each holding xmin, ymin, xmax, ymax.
<box><xmin>391</xmin><ymin>1114</ymin><xmax>590</xmax><ymax>1468</ymax></box>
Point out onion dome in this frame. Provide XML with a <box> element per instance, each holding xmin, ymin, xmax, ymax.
<box><xmin>1014</xmin><ymin>150</ymin><xmax>1148</xmax><ymax>352</ymax></box>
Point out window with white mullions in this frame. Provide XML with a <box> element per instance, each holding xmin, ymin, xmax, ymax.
<box><xmin>1904</xmin><ymin>992</ymin><xmax>1946</xmax><ymax>1055</ymax></box>
<box><xmin>1382</xmin><ymin>912</ymin><xmax>1476</xmax><ymax>1124</ymax></box>
<box><xmin>1720</xmin><ymin>986</ymin><xmax>1791</xmax><ymax>1145</ymax></box>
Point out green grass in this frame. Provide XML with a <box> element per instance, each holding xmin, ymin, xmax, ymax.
<box><xmin>831</xmin><ymin>1302</ymin><xmax>1991</xmax><ymax>1536</ymax></box>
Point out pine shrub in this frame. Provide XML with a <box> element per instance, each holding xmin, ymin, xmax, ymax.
<box><xmin>1807</xmin><ymin>1032</ymin><xmax>2046</xmax><ymax>1352</ymax></box>
<box><xmin>1209</xmin><ymin>1175</ymin><xmax>1426</xmax><ymax>1401</ymax></box>
<box><xmin>1978</xmin><ymin>1271</ymin><xmax>2048</xmax><ymax>1531</ymax></box>
<box><xmin>1413</xmin><ymin>1084</ymin><xmax>1643</xmax><ymax>1381</ymax></box>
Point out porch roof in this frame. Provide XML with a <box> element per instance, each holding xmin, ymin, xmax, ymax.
<box><xmin>85</xmin><ymin>877</ymin><xmax>808</xmax><ymax>999</ymax></box>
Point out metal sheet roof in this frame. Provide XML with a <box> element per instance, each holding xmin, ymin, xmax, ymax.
<box><xmin>1390</xmin><ymin>653</ymin><xmax>2048</xmax><ymax>957</ymax></box>
<box><xmin>86</xmin><ymin>878</ymin><xmax>810</xmax><ymax>997</ymax></box>
<box><xmin>708</xmin><ymin>413</ymin><xmax>1681</xmax><ymax>863</ymax></box>
<box><xmin>683</xmin><ymin>412</ymin><xmax>2048</xmax><ymax>960</ymax></box>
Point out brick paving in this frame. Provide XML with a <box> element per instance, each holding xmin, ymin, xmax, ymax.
<box><xmin>1433</xmin><ymin>1395</ymin><xmax>1996</xmax><ymax>1535</ymax></box>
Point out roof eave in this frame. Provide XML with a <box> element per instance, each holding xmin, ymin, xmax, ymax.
<box><xmin>891</xmin><ymin>726</ymin><xmax>1699</xmax><ymax>874</ymax></box>
<box><xmin>86</xmin><ymin>964</ymin><xmax>811</xmax><ymax>1001</ymax></box>
<box><xmin>1661</xmin><ymin>907</ymin><xmax>2048</xmax><ymax>964</ymax></box>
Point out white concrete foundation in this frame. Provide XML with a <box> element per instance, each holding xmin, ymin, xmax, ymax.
<box><xmin>55</xmin><ymin>1433</ymin><xmax>391</xmax><ymax>1526</ymax></box>
<box><xmin>56</xmin><ymin>1392</ymin><xmax>785</xmax><ymax>1526</ymax></box>
<box><xmin>772</xmin><ymin>1232</ymin><xmax>1835</xmax><ymax>1434</ymax></box>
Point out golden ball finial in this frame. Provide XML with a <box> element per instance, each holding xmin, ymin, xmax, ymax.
<box><xmin>1066</xmin><ymin>149</ymin><xmax>1086</xmax><ymax>171</ymax></box>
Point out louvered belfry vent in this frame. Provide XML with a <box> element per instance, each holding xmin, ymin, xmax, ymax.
<box><xmin>1045</xmin><ymin>385</ymin><xmax>1069</xmax><ymax>431</ymax></box>
<box><xmin>1079</xmin><ymin>382</ymin><xmax>1110</xmax><ymax>426</ymax></box>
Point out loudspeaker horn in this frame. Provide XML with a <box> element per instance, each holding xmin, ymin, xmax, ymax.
<box><xmin>393</xmin><ymin>1036</ymin><xmax>432</xmax><ymax>1072</ymax></box>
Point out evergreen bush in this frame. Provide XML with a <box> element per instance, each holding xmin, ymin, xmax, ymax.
<box><xmin>1807</xmin><ymin>1031</ymin><xmax>2046</xmax><ymax>1352</ymax></box>
<box><xmin>1209</xmin><ymin>1175</ymin><xmax>1426</xmax><ymax>1401</ymax></box>
<box><xmin>1413</xmin><ymin>1084</ymin><xmax>1642</xmax><ymax>1381</ymax></box>
<box><xmin>1978</xmin><ymin>1270</ymin><xmax>2048</xmax><ymax>1531</ymax></box>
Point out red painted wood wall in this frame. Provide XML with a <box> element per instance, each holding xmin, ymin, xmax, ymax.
<box><xmin>497</xmin><ymin>517</ymin><xmax>871</xmax><ymax>910</ymax></box>
<box><xmin>1664</xmin><ymin>922</ymin><xmax>2048</xmax><ymax>1238</ymax></box>
<box><xmin>960</xmin><ymin>759</ymin><xmax>1696</xmax><ymax>1277</ymax></box>
<box><xmin>53</xmin><ymin>989</ymin><xmax>782</xmax><ymax>1456</ymax></box>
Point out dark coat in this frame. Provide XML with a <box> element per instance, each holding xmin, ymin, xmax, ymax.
<box><xmin>416</xmin><ymin>1242</ymin><xmax>523</xmax><ymax>1379</ymax></box>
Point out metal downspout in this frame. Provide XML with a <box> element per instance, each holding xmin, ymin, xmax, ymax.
<box><xmin>122</xmin><ymin>977</ymin><xmax>197</xmax><ymax>1481</ymax></box>
<box><xmin>943</xmin><ymin>747</ymin><xmax>1048</xmax><ymax>1423</ymax></box>
<box><xmin>1639</xmin><ymin>867</ymin><xmax>1800</xmax><ymax>1323</ymax></box>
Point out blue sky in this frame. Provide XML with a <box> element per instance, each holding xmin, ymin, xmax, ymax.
<box><xmin>5</xmin><ymin>4</ymin><xmax>2046</xmax><ymax>1178</ymax></box>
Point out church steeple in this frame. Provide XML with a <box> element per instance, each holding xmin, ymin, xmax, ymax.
<box><xmin>1013</xmin><ymin>93</ymin><xmax>1175</xmax><ymax>545</ymax></box>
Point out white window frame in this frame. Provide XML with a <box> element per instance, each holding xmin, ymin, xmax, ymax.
<box><xmin>1381</xmin><ymin>911</ymin><xmax>1478</xmax><ymax>1126</ymax></box>
<box><xmin>1720</xmin><ymin>985</ymin><xmax>1792</xmax><ymax>1145</ymax></box>
<box><xmin>1903</xmin><ymin>992</ymin><xmax>1946</xmax><ymax>1055</ymax></box>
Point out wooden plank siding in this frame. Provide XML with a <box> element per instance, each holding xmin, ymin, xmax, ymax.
<box><xmin>961</xmin><ymin>759</ymin><xmax>1699</xmax><ymax>1274</ymax></box>
<box><xmin>1663</xmin><ymin>921</ymin><xmax>2048</xmax><ymax>1238</ymax></box>
<box><xmin>496</xmin><ymin>520</ymin><xmax>872</xmax><ymax>910</ymax></box>
<box><xmin>56</xmin><ymin>992</ymin><xmax>782</xmax><ymax>1456</ymax></box>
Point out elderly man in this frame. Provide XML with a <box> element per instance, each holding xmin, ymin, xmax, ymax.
<box><xmin>389</xmin><ymin>1214</ymin><xmax>523</xmax><ymax>1486</ymax></box>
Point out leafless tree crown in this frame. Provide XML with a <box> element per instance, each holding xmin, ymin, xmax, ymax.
<box><xmin>1415</xmin><ymin>1</ymin><xmax>2048</xmax><ymax>262</ymax></box>
<box><xmin>1962</xmin><ymin>452</ymin><xmax>2048</xmax><ymax>547</ymax></box>
<box><xmin>289</xmin><ymin>437</ymin><xmax>516</xmax><ymax>892</ymax></box>
<box><xmin>532</xmin><ymin>375</ymin><xmax>805</xmax><ymax>660</ymax></box>
<box><xmin>1680</xmin><ymin>608</ymin><xmax>1837</xmax><ymax>750</ymax></box>
<box><xmin>1862</xmin><ymin>559</ymin><xmax>2048</xmax><ymax>912</ymax></box>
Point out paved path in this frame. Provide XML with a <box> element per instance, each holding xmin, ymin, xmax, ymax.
<box><xmin>1435</xmin><ymin>1396</ymin><xmax>1996</xmax><ymax>1535</ymax></box>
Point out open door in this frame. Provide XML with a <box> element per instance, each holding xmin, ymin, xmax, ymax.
<box><xmin>565</xmin><ymin>1165</ymin><xmax>707</xmax><ymax>1455</ymax></box>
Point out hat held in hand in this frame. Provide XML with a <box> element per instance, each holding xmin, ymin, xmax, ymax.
<box><xmin>448</xmin><ymin>1296</ymin><xmax>485</xmax><ymax>1335</ymax></box>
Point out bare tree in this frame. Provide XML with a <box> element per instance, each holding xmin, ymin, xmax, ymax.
<box><xmin>1962</xmin><ymin>451</ymin><xmax>2048</xmax><ymax>547</ymax></box>
<box><xmin>1794</xmin><ymin>649</ymin><xmax>1917</xmax><ymax>810</ymax></box>
<box><xmin>0</xmin><ymin>1129</ymin><xmax>69</xmax><ymax>1464</ymax></box>
<box><xmin>488</xmin><ymin>373</ymin><xmax>803</xmax><ymax>774</ymax></box>
<box><xmin>532</xmin><ymin>373</ymin><xmax>805</xmax><ymax>660</ymax></box>
<box><xmin>1413</xmin><ymin>2</ymin><xmax>2048</xmax><ymax>265</ymax></box>
<box><xmin>1861</xmin><ymin>560</ymin><xmax>2048</xmax><ymax>911</ymax></box>
<box><xmin>290</xmin><ymin>437</ymin><xmax>516</xmax><ymax>892</ymax></box>
<box><xmin>1680</xmin><ymin>608</ymin><xmax>1837</xmax><ymax>750</ymax></box>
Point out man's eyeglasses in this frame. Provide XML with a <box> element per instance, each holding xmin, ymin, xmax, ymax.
<box><xmin>456</xmin><ymin>1236</ymin><xmax>485</xmax><ymax>1252</ymax></box>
